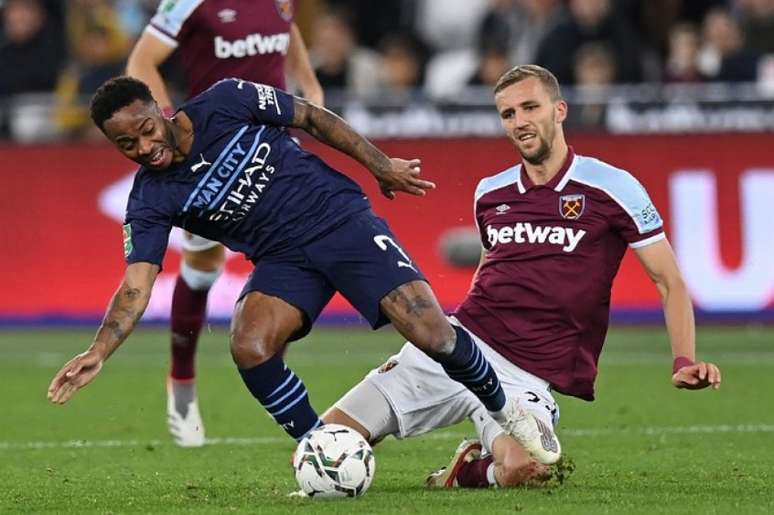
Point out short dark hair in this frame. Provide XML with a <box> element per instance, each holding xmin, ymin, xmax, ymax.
<box><xmin>493</xmin><ymin>65</ymin><xmax>562</xmax><ymax>101</ymax></box>
<box><xmin>90</xmin><ymin>76</ymin><xmax>155</xmax><ymax>131</ymax></box>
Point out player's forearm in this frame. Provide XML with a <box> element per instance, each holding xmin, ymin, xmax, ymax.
<box><xmin>659</xmin><ymin>277</ymin><xmax>696</xmax><ymax>361</ymax></box>
<box><xmin>89</xmin><ymin>280</ymin><xmax>152</xmax><ymax>360</ymax></box>
<box><xmin>304</xmin><ymin>104</ymin><xmax>392</xmax><ymax>177</ymax></box>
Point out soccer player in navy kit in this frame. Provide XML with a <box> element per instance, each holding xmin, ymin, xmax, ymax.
<box><xmin>46</xmin><ymin>76</ymin><xmax>561</xmax><ymax>466</ymax></box>
<box><xmin>125</xmin><ymin>0</ymin><xmax>323</xmax><ymax>447</ymax></box>
<box><xmin>321</xmin><ymin>65</ymin><xmax>722</xmax><ymax>488</ymax></box>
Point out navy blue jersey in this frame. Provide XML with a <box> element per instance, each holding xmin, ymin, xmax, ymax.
<box><xmin>123</xmin><ymin>79</ymin><xmax>371</xmax><ymax>266</ymax></box>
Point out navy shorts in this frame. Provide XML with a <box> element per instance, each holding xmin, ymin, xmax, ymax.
<box><xmin>239</xmin><ymin>210</ymin><xmax>426</xmax><ymax>337</ymax></box>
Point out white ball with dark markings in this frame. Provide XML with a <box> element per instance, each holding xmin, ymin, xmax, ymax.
<box><xmin>293</xmin><ymin>424</ymin><xmax>375</xmax><ymax>498</ymax></box>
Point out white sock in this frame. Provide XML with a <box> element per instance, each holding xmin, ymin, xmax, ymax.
<box><xmin>486</xmin><ymin>463</ymin><xmax>497</xmax><ymax>486</ymax></box>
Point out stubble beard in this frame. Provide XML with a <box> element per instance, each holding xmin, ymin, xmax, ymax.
<box><xmin>520</xmin><ymin>136</ymin><xmax>551</xmax><ymax>165</ymax></box>
<box><xmin>518</xmin><ymin>118</ymin><xmax>555</xmax><ymax>165</ymax></box>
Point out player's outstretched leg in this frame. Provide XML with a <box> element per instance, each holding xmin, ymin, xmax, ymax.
<box><xmin>380</xmin><ymin>280</ymin><xmax>560</xmax><ymax>465</ymax></box>
<box><xmin>230</xmin><ymin>292</ymin><xmax>323</xmax><ymax>441</ymax></box>
<box><xmin>379</xmin><ymin>282</ymin><xmax>507</xmax><ymax>402</ymax></box>
<box><xmin>167</xmin><ymin>243</ymin><xmax>224</xmax><ymax>447</ymax></box>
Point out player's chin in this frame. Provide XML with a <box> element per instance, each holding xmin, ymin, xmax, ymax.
<box><xmin>143</xmin><ymin>150</ymin><xmax>172</xmax><ymax>170</ymax></box>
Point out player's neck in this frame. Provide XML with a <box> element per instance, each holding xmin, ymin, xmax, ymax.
<box><xmin>169</xmin><ymin>112</ymin><xmax>195</xmax><ymax>163</ymax></box>
<box><xmin>522</xmin><ymin>140</ymin><xmax>569</xmax><ymax>186</ymax></box>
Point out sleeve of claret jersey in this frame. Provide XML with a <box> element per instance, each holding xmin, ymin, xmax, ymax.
<box><xmin>207</xmin><ymin>78</ymin><xmax>295</xmax><ymax>127</ymax></box>
<box><xmin>123</xmin><ymin>176</ymin><xmax>173</xmax><ymax>268</ymax></box>
<box><xmin>146</xmin><ymin>0</ymin><xmax>204</xmax><ymax>48</ymax></box>
<box><xmin>603</xmin><ymin>169</ymin><xmax>665</xmax><ymax>248</ymax></box>
<box><xmin>473</xmin><ymin>179</ymin><xmax>492</xmax><ymax>251</ymax></box>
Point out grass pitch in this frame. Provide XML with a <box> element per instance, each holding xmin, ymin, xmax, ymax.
<box><xmin>1</xmin><ymin>326</ymin><xmax>772</xmax><ymax>514</ymax></box>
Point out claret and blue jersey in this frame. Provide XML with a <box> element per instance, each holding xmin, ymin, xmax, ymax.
<box><xmin>455</xmin><ymin>148</ymin><xmax>665</xmax><ymax>400</ymax></box>
<box><xmin>123</xmin><ymin>79</ymin><xmax>370</xmax><ymax>266</ymax></box>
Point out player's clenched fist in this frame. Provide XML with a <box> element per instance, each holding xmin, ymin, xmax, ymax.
<box><xmin>672</xmin><ymin>360</ymin><xmax>722</xmax><ymax>390</ymax></box>
<box><xmin>47</xmin><ymin>350</ymin><xmax>104</xmax><ymax>404</ymax></box>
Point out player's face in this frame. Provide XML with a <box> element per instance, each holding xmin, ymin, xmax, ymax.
<box><xmin>103</xmin><ymin>100</ymin><xmax>176</xmax><ymax>170</ymax></box>
<box><xmin>495</xmin><ymin>77</ymin><xmax>567</xmax><ymax>165</ymax></box>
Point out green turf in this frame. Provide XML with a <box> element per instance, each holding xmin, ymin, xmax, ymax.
<box><xmin>1</xmin><ymin>326</ymin><xmax>772</xmax><ymax>514</ymax></box>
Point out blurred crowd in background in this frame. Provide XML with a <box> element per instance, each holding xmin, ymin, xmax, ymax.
<box><xmin>2</xmin><ymin>0</ymin><xmax>774</xmax><ymax>141</ymax></box>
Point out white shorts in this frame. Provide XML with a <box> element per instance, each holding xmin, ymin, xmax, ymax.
<box><xmin>334</xmin><ymin>318</ymin><xmax>559</xmax><ymax>451</ymax></box>
<box><xmin>182</xmin><ymin>232</ymin><xmax>221</xmax><ymax>252</ymax></box>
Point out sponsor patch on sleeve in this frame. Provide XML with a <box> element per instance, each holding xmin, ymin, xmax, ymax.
<box><xmin>254</xmin><ymin>83</ymin><xmax>279</xmax><ymax>113</ymax></box>
<box><xmin>123</xmin><ymin>223</ymin><xmax>133</xmax><ymax>258</ymax></box>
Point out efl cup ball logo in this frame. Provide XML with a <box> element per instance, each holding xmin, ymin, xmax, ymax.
<box><xmin>275</xmin><ymin>0</ymin><xmax>293</xmax><ymax>21</ymax></box>
<box><xmin>560</xmin><ymin>194</ymin><xmax>585</xmax><ymax>220</ymax></box>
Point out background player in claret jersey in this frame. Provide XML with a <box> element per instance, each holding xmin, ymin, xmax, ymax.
<box><xmin>46</xmin><ymin>76</ymin><xmax>554</xmax><ymax>462</ymax></box>
<box><xmin>125</xmin><ymin>0</ymin><xmax>323</xmax><ymax>447</ymax></box>
<box><xmin>321</xmin><ymin>64</ymin><xmax>722</xmax><ymax>488</ymax></box>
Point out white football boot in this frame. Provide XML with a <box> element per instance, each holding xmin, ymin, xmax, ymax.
<box><xmin>167</xmin><ymin>379</ymin><xmax>205</xmax><ymax>448</ymax></box>
<box><xmin>495</xmin><ymin>398</ymin><xmax>561</xmax><ymax>465</ymax></box>
<box><xmin>425</xmin><ymin>439</ymin><xmax>483</xmax><ymax>488</ymax></box>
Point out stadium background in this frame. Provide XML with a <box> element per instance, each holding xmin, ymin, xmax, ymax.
<box><xmin>1</xmin><ymin>1</ymin><xmax>773</xmax><ymax>513</ymax></box>
<box><xmin>0</xmin><ymin>0</ymin><xmax>772</xmax><ymax>325</ymax></box>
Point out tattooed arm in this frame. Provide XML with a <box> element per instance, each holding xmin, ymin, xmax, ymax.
<box><xmin>291</xmin><ymin>97</ymin><xmax>435</xmax><ymax>199</ymax></box>
<box><xmin>47</xmin><ymin>262</ymin><xmax>159</xmax><ymax>404</ymax></box>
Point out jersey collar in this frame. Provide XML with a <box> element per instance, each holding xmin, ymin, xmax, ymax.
<box><xmin>517</xmin><ymin>146</ymin><xmax>576</xmax><ymax>194</ymax></box>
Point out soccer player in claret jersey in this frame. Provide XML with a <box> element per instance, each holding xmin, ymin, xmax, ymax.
<box><xmin>125</xmin><ymin>0</ymin><xmax>323</xmax><ymax>447</ymax></box>
<box><xmin>320</xmin><ymin>65</ymin><xmax>722</xmax><ymax>488</ymax></box>
<box><xmin>46</xmin><ymin>76</ymin><xmax>559</xmax><ymax>464</ymax></box>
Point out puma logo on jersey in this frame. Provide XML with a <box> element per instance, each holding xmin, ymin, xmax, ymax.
<box><xmin>190</xmin><ymin>154</ymin><xmax>212</xmax><ymax>173</ymax></box>
<box><xmin>486</xmin><ymin>223</ymin><xmax>586</xmax><ymax>253</ymax></box>
<box><xmin>214</xmin><ymin>33</ymin><xmax>290</xmax><ymax>59</ymax></box>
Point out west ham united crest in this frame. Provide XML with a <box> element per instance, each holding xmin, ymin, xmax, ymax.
<box><xmin>560</xmin><ymin>194</ymin><xmax>585</xmax><ymax>220</ymax></box>
<box><xmin>275</xmin><ymin>0</ymin><xmax>293</xmax><ymax>21</ymax></box>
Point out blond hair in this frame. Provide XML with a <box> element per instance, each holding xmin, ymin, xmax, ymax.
<box><xmin>493</xmin><ymin>65</ymin><xmax>562</xmax><ymax>101</ymax></box>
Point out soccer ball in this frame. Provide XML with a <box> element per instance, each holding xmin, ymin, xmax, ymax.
<box><xmin>293</xmin><ymin>424</ymin><xmax>375</xmax><ymax>498</ymax></box>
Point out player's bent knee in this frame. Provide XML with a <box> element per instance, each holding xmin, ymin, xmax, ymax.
<box><xmin>410</xmin><ymin>320</ymin><xmax>456</xmax><ymax>357</ymax></box>
<box><xmin>380</xmin><ymin>282</ymin><xmax>455</xmax><ymax>356</ymax></box>
<box><xmin>230</xmin><ymin>293</ymin><xmax>304</xmax><ymax>367</ymax></box>
<box><xmin>229</xmin><ymin>328</ymin><xmax>282</xmax><ymax>367</ymax></box>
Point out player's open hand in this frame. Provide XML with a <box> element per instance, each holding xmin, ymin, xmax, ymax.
<box><xmin>377</xmin><ymin>158</ymin><xmax>435</xmax><ymax>199</ymax></box>
<box><xmin>47</xmin><ymin>350</ymin><xmax>104</xmax><ymax>404</ymax></box>
<box><xmin>672</xmin><ymin>361</ymin><xmax>721</xmax><ymax>390</ymax></box>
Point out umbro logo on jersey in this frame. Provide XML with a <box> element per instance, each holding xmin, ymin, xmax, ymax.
<box><xmin>190</xmin><ymin>154</ymin><xmax>212</xmax><ymax>173</ymax></box>
<box><xmin>560</xmin><ymin>194</ymin><xmax>585</xmax><ymax>220</ymax></box>
<box><xmin>217</xmin><ymin>8</ymin><xmax>237</xmax><ymax>23</ymax></box>
<box><xmin>486</xmin><ymin>223</ymin><xmax>586</xmax><ymax>253</ymax></box>
<box><xmin>495</xmin><ymin>204</ymin><xmax>511</xmax><ymax>214</ymax></box>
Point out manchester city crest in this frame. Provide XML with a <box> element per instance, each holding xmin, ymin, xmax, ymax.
<box><xmin>275</xmin><ymin>0</ymin><xmax>293</xmax><ymax>21</ymax></box>
<box><xmin>559</xmin><ymin>194</ymin><xmax>585</xmax><ymax>220</ymax></box>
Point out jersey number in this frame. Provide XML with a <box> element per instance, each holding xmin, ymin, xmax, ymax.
<box><xmin>373</xmin><ymin>235</ymin><xmax>417</xmax><ymax>272</ymax></box>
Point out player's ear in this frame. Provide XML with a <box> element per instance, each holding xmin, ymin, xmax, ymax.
<box><xmin>555</xmin><ymin>100</ymin><xmax>568</xmax><ymax>124</ymax></box>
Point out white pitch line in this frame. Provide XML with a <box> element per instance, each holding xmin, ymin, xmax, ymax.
<box><xmin>1</xmin><ymin>424</ymin><xmax>773</xmax><ymax>451</ymax></box>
